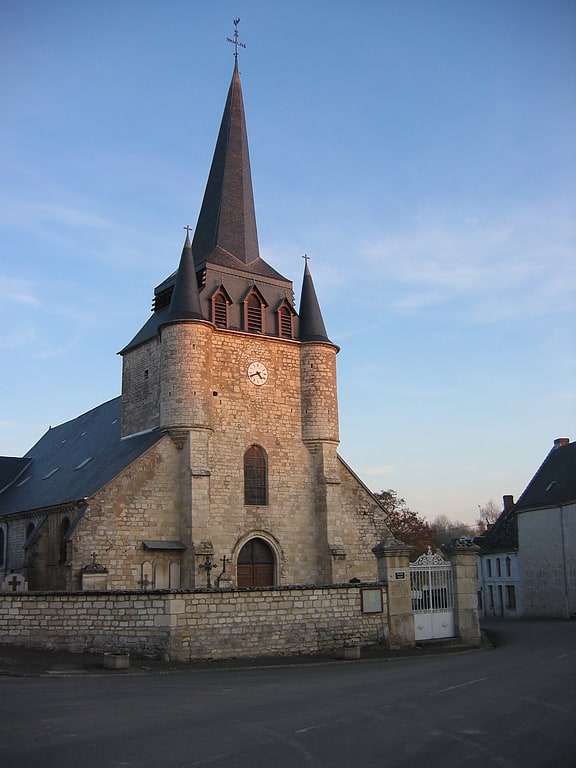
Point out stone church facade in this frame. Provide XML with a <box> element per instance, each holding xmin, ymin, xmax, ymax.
<box><xmin>0</xmin><ymin>58</ymin><xmax>390</xmax><ymax>592</ymax></box>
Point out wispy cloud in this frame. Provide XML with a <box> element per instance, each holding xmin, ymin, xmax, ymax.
<box><xmin>0</xmin><ymin>198</ymin><xmax>111</xmax><ymax>231</ymax></box>
<box><xmin>358</xmin><ymin>205</ymin><xmax>575</xmax><ymax>322</ymax></box>
<box><xmin>359</xmin><ymin>465</ymin><xmax>396</xmax><ymax>476</ymax></box>
<box><xmin>0</xmin><ymin>275</ymin><xmax>40</xmax><ymax>305</ymax></box>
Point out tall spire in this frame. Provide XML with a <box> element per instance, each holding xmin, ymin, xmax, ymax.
<box><xmin>298</xmin><ymin>257</ymin><xmax>331</xmax><ymax>343</ymax></box>
<box><xmin>164</xmin><ymin>231</ymin><xmax>204</xmax><ymax>322</ymax></box>
<box><xmin>192</xmin><ymin>27</ymin><xmax>260</xmax><ymax>266</ymax></box>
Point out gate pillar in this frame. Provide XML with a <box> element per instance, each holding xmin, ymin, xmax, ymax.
<box><xmin>372</xmin><ymin>538</ymin><xmax>415</xmax><ymax>648</ymax></box>
<box><xmin>445</xmin><ymin>540</ymin><xmax>481</xmax><ymax>646</ymax></box>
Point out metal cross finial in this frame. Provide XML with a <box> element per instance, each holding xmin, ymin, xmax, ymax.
<box><xmin>227</xmin><ymin>17</ymin><xmax>246</xmax><ymax>59</ymax></box>
<box><xmin>302</xmin><ymin>254</ymin><xmax>310</xmax><ymax>263</ymax></box>
<box><xmin>183</xmin><ymin>224</ymin><xmax>193</xmax><ymax>236</ymax></box>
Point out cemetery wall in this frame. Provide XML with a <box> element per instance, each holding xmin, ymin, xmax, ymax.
<box><xmin>0</xmin><ymin>583</ymin><xmax>390</xmax><ymax>661</ymax></box>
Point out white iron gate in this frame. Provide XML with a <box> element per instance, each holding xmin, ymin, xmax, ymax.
<box><xmin>410</xmin><ymin>547</ymin><xmax>455</xmax><ymax>641</ymax></box>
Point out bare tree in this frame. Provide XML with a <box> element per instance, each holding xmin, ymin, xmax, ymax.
<box><xmin>475</xmin><ymin>499</ymin><xmax>501</xmax><ymax>534</ymax></box>
<box><xmin>429</xmin><ymin>515</ymin><xmax>473</xmax><ymax>548</ymax></box>
<box><xmin>374</xmin><ymin>490</ymin><xmax>436</xmax><ymax>556</ymax></box>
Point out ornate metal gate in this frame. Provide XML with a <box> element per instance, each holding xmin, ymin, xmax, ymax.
<box><xmin>410</xmin><ymin>547</ymin><xmax>455</xmax><ymax>641</ymax></box>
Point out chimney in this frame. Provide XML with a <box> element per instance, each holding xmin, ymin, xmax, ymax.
<box><xmin>503</xmin><ymin>495</ymin><xmax>514</xmax><ymax>512</ymax></box>
<box><xmin>553</xmin><ymin>438</ymin><xmax>570</xmax><ymax>449</ymax></box>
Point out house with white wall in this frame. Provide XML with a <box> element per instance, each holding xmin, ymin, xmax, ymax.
<box><xmin>478</xmin><ymin>438</ymin><xmax>576</xmax><ymax>619</ymax></box>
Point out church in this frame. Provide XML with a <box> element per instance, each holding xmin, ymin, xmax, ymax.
<box><xmin>0</xmin><ymin>50</ymin><xmax>390</xmax><ymax>593</ymax></box>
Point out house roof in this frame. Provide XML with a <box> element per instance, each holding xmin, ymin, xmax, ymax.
<box><xmin>515</xmin><ymin>439</ymin><xmax>576</xmax><ymax>512</ymax></box>
<box><xmin>0</xmin><ymin>397</ymin><xmax>163</xmax><ymax>517</ymax></box>
<box><xmin>479</xmin><ymin>438</ymin><xmax>576</xmax><ymax>554</ymax></box>
<box><xmin>477</xmin><ymin>508</ymin><xmax>518</xmax><ymax>554</ymax></box>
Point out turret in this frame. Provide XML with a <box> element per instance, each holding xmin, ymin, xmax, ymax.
<box><xmin>159</xmin><ymin>234</ymin><xmax>214</xmax><ymax>444</ymax></box>
<box><xmin>299</xmin><ymin>260</ymin><xmax>339</xmax><ymax>445</ymax></box>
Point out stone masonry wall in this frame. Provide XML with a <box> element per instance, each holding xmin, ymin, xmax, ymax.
<box><xmin>518</xmin><ymin>502</ymin><xmax>576</xmax><ymax>618</ymax></box>
<box><xmin>0</xmin><ymin>584</ymin><xmax>389</xmax><ymax>661</ymax></box>
<box><xmin>121</xmin><ymin>337</ymin><xmax>161</xmax><ymax>438</ymax></box>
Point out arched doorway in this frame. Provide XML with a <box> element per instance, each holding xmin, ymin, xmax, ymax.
<box><xmin>237</xmin><ymin>538</ymin><xmax>275</xmax><ymax>587</ymax></box>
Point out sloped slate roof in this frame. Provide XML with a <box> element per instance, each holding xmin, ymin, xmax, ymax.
<box><xmin>299</xmin><ymin>262</ymin><xmax>331</xmax><ymax>343</ymax></box>
<box><xmin>0</xmin><ymin>457</ymin><xmax>30</xmax><ymax>496</ymax></box>
<box><xmin>478</xmin><ymin>509</ymin><xmax>518</xmax><ymax>553</ymax></box>
<box><xmin>0</xmin><ymin>397</ymin><xmax>163</xmax><ymax>516</ymax></box>
<box><xmin>192</xmin><ymin>59</ymin><xmax>260</xmax><ymax>266</ymax></box>
<box><xmin>515</xmin><ymin>440</ymin><xmax>576</xmax><ymax>512</ymax></box>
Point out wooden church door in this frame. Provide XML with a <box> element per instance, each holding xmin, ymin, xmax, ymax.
<box><xmin>237</xmin><ymin>538</ymin><xmax>275</xmax><ymax>587</ymax></box>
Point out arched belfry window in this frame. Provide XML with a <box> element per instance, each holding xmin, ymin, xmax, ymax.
<box><xmin>211</xmin><ymin>288</ymin><xmax>231</xmax><ymax>328</ymax></box>
<box><xmin>243</xmin><ymin>289</ymin><xmax>267</xmax><ymax>334</ymax></box>
<box><xmin>244</xmin><ymin>445</ymin><xmax>267</xmax><ymax>506</ymax></box>
<box><xmin>277</xmin><ymin>303</ymin><xmax>294</xmax><ymax>339</ymax></box>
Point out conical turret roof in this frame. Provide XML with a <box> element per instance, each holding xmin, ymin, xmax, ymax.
<box><xmin>164</xmin><ymin>233</ymin><xmax>204</xmax><ymax>322</ymax></box>
<box><xmin>192</xmin><ymin>59</ymin><xmax>260</xmax><ymax>266</ymax></box>
<box><xmin>298</xmin><ymin>260</ymin><xmax>331</xmax><ymax>343</ymax></box>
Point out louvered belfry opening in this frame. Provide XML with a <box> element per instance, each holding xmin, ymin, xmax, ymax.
<box><xmin>279</xmin><ymin>306</ymin><xmax>293</xmax><ymax>338</ymax></box>
<box><xmin>213</xmin><ymin>292</ymin><xmax>228</xmax><ymax>327</ymax></box>
<box><xmin>246</xmin><ymin>293</ymin><xmax>263</xmax><ymax>333</ymax></box>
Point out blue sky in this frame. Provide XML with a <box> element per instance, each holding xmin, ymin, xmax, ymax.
<box><xmin>1</xmin><ymin>0</ymin><xmax>575</xmax><ymax>525</ymax></box>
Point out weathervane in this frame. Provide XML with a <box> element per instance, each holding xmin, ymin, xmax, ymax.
<box><xmin>227</xmin><ymin>17</ymin><xmax>246</xmax><ymax>59</ymax></box>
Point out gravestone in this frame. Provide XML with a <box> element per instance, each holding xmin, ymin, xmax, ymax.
<box><xmin>81</xmin><ymin>553</ymin><xmax>108</xmax><ymax>591</ymax></box>
<box><xmin>1</xmin><ymin>573</ymin><xmax>28</xmax><ymax>592</ymax></box>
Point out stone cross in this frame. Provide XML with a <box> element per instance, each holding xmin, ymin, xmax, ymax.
<box><xmin>199</xmin><ymin>555</ymin><xmax>215</xmax><ymax>589</ymax></box>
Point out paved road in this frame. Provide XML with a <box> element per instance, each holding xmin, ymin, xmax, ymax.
<box><xmin>1</xmin><ymin>619</ymin><xmax>574</xmax><ymax>768</ymax></box>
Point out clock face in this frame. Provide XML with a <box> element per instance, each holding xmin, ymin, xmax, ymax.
<box><xmin>247</xmin><ymin>361</ymin><xmax>268</xmax><ymax>386</ymax></box>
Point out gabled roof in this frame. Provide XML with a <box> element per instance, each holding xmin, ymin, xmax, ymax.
<box><xmin>515</xmin><ymin>439</ymin><xmax>576</xmax><ymax>512</ymax></box>
<box><xmin>479</xmin><ymin>438</ymin><xmax>576</xmax><ymax>553</ymax></box>
<box><xmin>0</xmin><ymin>398</ymin><xmax>163</xmax><ymax>517</ymax></box>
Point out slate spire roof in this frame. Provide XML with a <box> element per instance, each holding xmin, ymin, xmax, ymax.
<box><xmin>298</xmin><ymin>260</ymin><xmax>331</xmax><ymax>343</ymax></box>
<box><xmin>192</xmin><ymin>58</ymin><xmax>260</xmax><ymax>267</ymax></box>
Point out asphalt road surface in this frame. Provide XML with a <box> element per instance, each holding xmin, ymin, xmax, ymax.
<box><xmin>1</xmin><ymin>619</ymin><xmax>574</xmax><ymax>768</ymax></box>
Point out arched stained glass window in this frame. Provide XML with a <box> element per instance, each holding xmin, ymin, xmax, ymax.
<box><xmin>244</xmin><ymin>445</ymin><xmax>267</xmax><ymax>505</ymax></box>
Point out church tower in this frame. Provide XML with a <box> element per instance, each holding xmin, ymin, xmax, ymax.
<box><xmin>119</xmin><ymin>31</ymin><xmax>385</xmax><ymax>588</ymax></box>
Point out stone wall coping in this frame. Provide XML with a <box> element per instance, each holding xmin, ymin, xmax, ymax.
<box><xmin>0</xmin><ymin>582</ymin><xmax>382</xmax><ymax>599</ymax></box>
